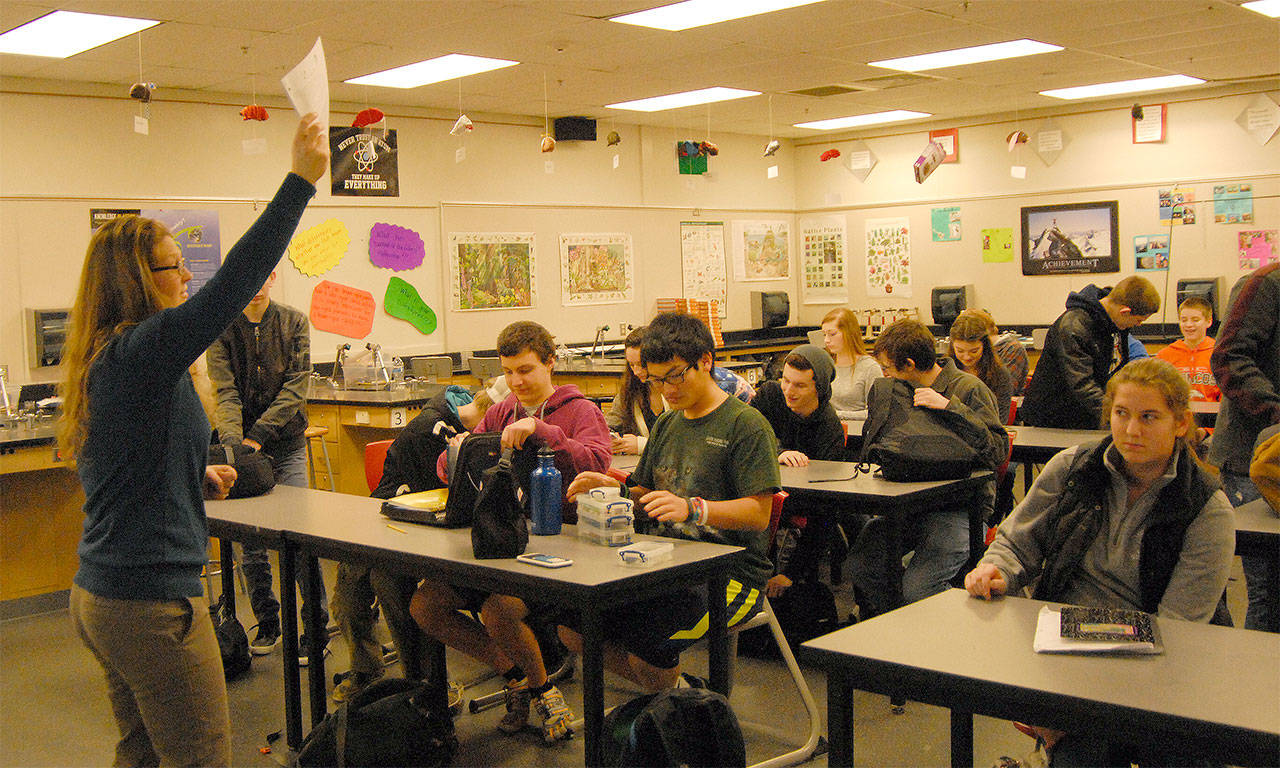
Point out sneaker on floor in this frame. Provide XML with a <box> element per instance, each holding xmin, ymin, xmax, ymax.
<box><xmin>532</xmin><ymin>685</ymin><xmax>575</xmax><ymax>744</ymax></box>
<box><xmin>380</xmin><ymin>643</ymin><xmax>399</xmax><ymax>666</ymax></box>
<box><xmin>298</xmin><ymin>635</ymin><xmax>331</xmax><ymax>667</ymax></box>
<box><xmin>332</xmin><ymin>671</ymin><xmax>382</xmax><ymax>703</ymax></box>
<box><xmin>498</xmin><ymin>678</ymin><xmax>530</xmax><ymax>734</ymax></box>
<box><xmin>249</xmin><ymin>624</ymin><xmax>281</xmax><ymax>656</ymax></box>
<box><xmin>674</xmin><ymin>672</ymin><xmax>707</xmax><ymax>689</ymax></box>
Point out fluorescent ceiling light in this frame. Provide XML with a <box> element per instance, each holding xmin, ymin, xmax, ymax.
<box><xmin>1242</xmin><ymin>0</ymin><xmax>1280</xmax><ymax>17</ymax></box>
<box><xmin>607</xmin><ymin>86</ymin><xmax>760</xmax><ymax>112</ymax></box>
<box><xmin>0</xmin><ymin>11</ymin><xmax>158</xmax><ymax>58</ymax></box>
<box><xmin>793</xmin><ymin>110</ymin><xmax>931</xmax><ymax>130</ymax></box>
<box><xmin>1040</xmin><ymin>74</ymin><xmax>1205</xmax><ymax>100</ymax></box>
<box><xmin>611</xmin><ymin>0</ymin><xmax>828</xmax><ymax>31</ymax></box>
<box><xmin>346</xmin><ymin>54</ymin><xmax>518</xmax><ymax>88</ymax></box>
<box><xmin>869</xmin><ymin>39</ymin><xmax>1062</xmax><ymax>72</ymax></box>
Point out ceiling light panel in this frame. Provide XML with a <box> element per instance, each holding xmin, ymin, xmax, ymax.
<box><xmin>1039</xmin><ymin>74</ymin><xmax>1205</xmax><ymax>100</ymax></box>
<box><xmin>345</xmin><ymin>53</ymin><xmax>518</xmax><ymax>88</ymax></box>
<box><xmin>0</xmin><ymin>11</ymin><xmax>159</xmax><ymax>58</ymax></box>
<box><xmin>869</xmin><ymin>39</ymin><xmax>1063</xmax><ymax>72</ymax></box>
<box><xmin>607</xmin><ymin>86</ymin><xmax>761</xmax><ymax>112</ymax></box>
<box><xmin>1242</xmin><ymin>0</ymin><xmax>1280</xmax><ymax>17</ymax></box>
<box><xmin>611</xmin><ymin>0</ymin><xmax>829</xmax><ymax>32</ymax></box>
<box><xmin>793</xmin><ymin>110</ymin><xmax>931</xmax><ymax>130</ymax></box>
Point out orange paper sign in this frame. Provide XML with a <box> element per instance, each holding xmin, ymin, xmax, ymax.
<box><xmin>310</xmin><ymin>280</ymin><xmax>375</xmax><ymax>339</ymax></box>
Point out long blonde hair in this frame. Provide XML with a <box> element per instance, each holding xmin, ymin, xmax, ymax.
<box><xmin>59</xmin><ymin>216</ymin><xmax>173</xmax><ymax>456</ymax></box>
<box><xmin>822</xmin><ymin>307</ymin><xmax>867</xmax><ymax>358</ymax></box>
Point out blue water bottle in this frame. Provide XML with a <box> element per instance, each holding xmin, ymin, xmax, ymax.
<box><xmin>529</xmin><ymin>447</ymin><xmax>562</xmax><ymax>535</ymax></box>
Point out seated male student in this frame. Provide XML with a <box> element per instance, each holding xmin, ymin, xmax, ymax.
<box><xmin>849</xmin><ymin>319</ymin><xmax>1008</xmax><ymax>617</ymax></box>
<box><xmin>1022</xmin><ymin>276</ymin><xmax>1159</xmax><ymax>428</ymax></box>
<box><xmin>561</xmin><ymin>312</ymin><xmax>781</xmax><ymax>691</ymax></box>
<box><xmin>1156</xmin><ymin>295</ymin><xmax>1220</xmax><ymax>402</ymax></box>
<box><xmin>410</xmin><ymin>321</ymin><xmax>610</xmax><ymax>744</ymax></box>
<box><xmin>750</xmin><ymin>344</ymin><xmax>849</xmax><ymax>598</ymax></box>
<box><xmin>329</xmin><ymin>378</ymin><xmax>503</xmax><ymax>702</ymax></box>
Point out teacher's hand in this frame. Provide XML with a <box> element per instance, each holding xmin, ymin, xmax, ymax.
<box><xmin>292</xmin><ymin>113</ymin><xmax>329</xmax><ymax>184</ymax></box>
<box><xmin>204</xmin><ymin>464</ymin><xmax>238</xmax><ymax>500</ymax></box>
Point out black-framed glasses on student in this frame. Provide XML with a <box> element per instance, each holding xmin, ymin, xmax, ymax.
<box><xmin>647</xmin><ymin>362</ymin><xmax>695</xmax><ymax>387</ymax></box>
<box><xmin>150</xmin><ymin>258</ymin><xmax>186</xmax><ymax>273</ymax></box>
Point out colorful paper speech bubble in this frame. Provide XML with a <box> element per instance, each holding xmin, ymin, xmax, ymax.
<box><xmin>288</xmin><ymin>218</ymin><xmax>350</xmax><ymax>277</ymax></box>
<box><xmin>369</xmin><ymin>222</ymin><xmax>425</xmax><ymax>271</ymax></box>
<box><xmin>310</xmin><ymin>280</ymin><xmax>375</xmax><ymax>339</ymax></box>
<box><xmin>384</xmin><ymin>276</ymin><xmax>437</xmax><ymax>335</ymax></box>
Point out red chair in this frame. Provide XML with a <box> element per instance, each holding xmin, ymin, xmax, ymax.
<box><xmin>364</xmin><ymin>439</ymin><xmax>393</xmax><ymax>493</ymax></box>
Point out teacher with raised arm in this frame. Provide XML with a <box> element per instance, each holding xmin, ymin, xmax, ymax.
<box><xmin>58</xmin><ymin>114</ymin><xmax>328</xmax><ymax>767</ymax></box>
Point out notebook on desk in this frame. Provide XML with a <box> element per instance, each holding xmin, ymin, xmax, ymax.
<box><xmin>379</xmin><ymin>489</ymin><xmax>461</xmax><ymax>527</ymax></box>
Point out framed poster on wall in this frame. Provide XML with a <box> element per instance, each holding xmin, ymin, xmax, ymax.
<box><xmin>1021</xmin><ymin>201</ymin><xmax>1119</xmax><ymax>275</ymax></box>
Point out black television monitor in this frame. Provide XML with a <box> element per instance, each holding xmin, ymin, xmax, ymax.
<box><xmin>750</xmin><ymin>291</ymin><xmax>789</xmax><ymax>329</ymax></box>
<box><xmin>1175</xmin><ymin>277</ymin><xmax>1222</xmax><ymax>327</ymax></box>
<box><xmin>931</xmin><ymin>285</ymin><xmax>974</xmax><ymax>327</ymax></box>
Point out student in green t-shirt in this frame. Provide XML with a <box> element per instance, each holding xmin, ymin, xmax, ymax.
<box><xmin>562</xmin><ymin>312</ymin><xmax>781</xmax><ymax>691</ymax></box>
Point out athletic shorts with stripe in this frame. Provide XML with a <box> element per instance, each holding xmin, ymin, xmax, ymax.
<box><xmin>561</xmin><ymin>579</ymin><xmax>762</xmax><ymax>670</ymax></box>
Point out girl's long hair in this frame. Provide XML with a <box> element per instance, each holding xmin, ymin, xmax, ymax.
<box><xmin>949</xmin><ymin>313</ymin><xmax>1004</xmax><ymax>386</ymax></box>
<box><xmin>612</xmin><ymin>326</ymin><xmax>649</xmax><ymax>422</ymax></box>
<box><xmin>59</xmin><ymin>216</ymin><xmax>171</xmax><ymax>456</ymax></box>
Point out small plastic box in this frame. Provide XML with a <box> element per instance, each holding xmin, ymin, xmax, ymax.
<box><xmin>618</xmin><ymin>540</ymin><xmax>673</xmax><ymax>567</ymax></box>
<box><xmin>576</xmin><ymin>487</ymin><xmax>634</xmax><ymax>547</ymax></box>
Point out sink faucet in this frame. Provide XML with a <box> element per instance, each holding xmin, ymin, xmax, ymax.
<box><xmin>333</xmin><ymin>344</ymin><xmax>351</xmax><ymax>386</ymax></box>
<box><xmin>589</xmin><ymin>325</ymin><xmax>611</xmax><ymax>362</ymax></box>
<box><xmin>0</xmin><ymin>366</ymin><xmax>10</xmax><ymax>417</ymax></box>
<box><xmin>367</xmin><ymin>343</ymin><xmax>391</xmax><ymax>385</ymax></box>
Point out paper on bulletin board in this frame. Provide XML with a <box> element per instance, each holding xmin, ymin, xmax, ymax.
<box><xmin>981</xmin><ymin>228</ymin><xmax>1013</xmax><ymax>263</ymax></box>
<box><xmin>384</xmin><ymin>276</ymin><xmax>437</xmax><ymax>334</ymax></box>
<box><xmin>680</xmin><ymin>221</ymin><xmax>728</xmax><ymax>317</ymax></box>
<box><xmin>1213</xmin><ymin>184</ymin><xmax>1254</xmax><ymax>224</ymax></box>
<box><xmin>311</xmin><ymin>280</ymin><xmax>375</xmax><ymax>339</ymax></box>
<box><xmin>931</xmin><ymin>207</ymin><xmax>960</xmax><ymax>242</ymax></box>
<box><xmin>289</xmin><ymin>219</ymin><xmax>350</xmax><ymax>276</ymax></box>
<box><xmin>865</xmin><ymin>218</ymin><xmax>911</xmax><ymax>298</ymax></box>
<box><xmin>140</xmin><ymin>209</ymin><xmax>222</xmax><ymax>294</ymax></box>
<box><xmin>732</xmin><ymin>220</ymin><xmax>790</xmax><ymax>280</ymax></box>
<box><xmin>1239</xmin><ymin>230</ymin><xmax>1278</xmax><ymax>270</ymax></box>
<box><xmin>1134</xmin><ymin>234</ymin><xmax>1170</xmax><ymax>271</ymax></box>
<box><xmin>369</xmin><ymin>222</ymin><xmax>425</xmax><ymax>271</ymax></box>
<box><xmin>1158</xmin><ymin>188</ymin><xmax>1196</xmax><ymax>226</ymax></box>
<box><xmin>559</xmin><ymin>233</ymin><xmax>634</xmax><ymax>306</ymax></box>
<box><xmin>799</xmin><ymin>217</ymin><xmax>847</xmax><ymax>305</ymax></box>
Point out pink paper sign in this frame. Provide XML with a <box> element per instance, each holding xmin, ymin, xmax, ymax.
<box><xmin>310</xmin><ymin>280</ymin><xmax>376</xmax><ymax>339</ymax></box>
<box><xmin>369</xmin><ymin>222</ymin><xmax>425</xmax><ymax>271</ymax></box>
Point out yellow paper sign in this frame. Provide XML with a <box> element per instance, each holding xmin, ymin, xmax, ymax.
<box><xmin>288</xmin><ymin>219</ymin><xmax>350</xmax><ymax>277</ymax></box>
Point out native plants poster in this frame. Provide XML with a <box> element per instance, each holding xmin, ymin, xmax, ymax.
<box><xmin>799</xmin><ymin>217</ymin><xmax>848</xmax><ymax>304</ymax></box>
<box><xmin>559</xmin><ymin>233</ymin><xmax>634</xmax><ymax>306</ymax></box>
<box><xmin>449</xmin><ymin>232</ymin><xmax>535</xmax><ymax>311</ymax></box>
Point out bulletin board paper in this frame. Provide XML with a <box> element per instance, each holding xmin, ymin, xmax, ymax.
<box><xmin>384</xmin><ymin>276</ymin><xmax>437</xmax><ymax>334</ymax></box>
<box><xmin>1158</xmin><ymin>187</ymin><xmax>1196</xmax><ymax>226</ymax></box>
<box><xmin>679</xmin><ymin>221</ymin><xmax>727</xmax><ymax>316</ymax></box>
<box><xmin>931</xmin><ymin>207</ymin><xmax>961</xmax><ymax>242</ymax></box>
<box><xmin>865</xmin><ymin>218</ymin><xmax>911</xmax><ymax>298</ymax></box>
<box><xmin>731</xmin><ymin>220</ymin><xmax>790</xmax><ymax>281</ymax></box>
<box><xmin>559</xmin><ymin>233</ymin><xmax>634</xmax><ymax>306</ymax></box>
<box><xmin>1213</xmin><ymin>184</ymin><xmax>1254</xmax><ymax>224</ymax></box>
<box><xmin>981</xmin><ymin>228</ymin><xmax>1013</xmax><ymax>263</ymax></box>
<box><xmin>369</xmin><ymin>222</ymin><xmax>425</xmax><ymax>271</ymax></box>
<box><xmin>1239</xmin><ymin>230</ymin><xmax>1278</xmax><ymax>270</ymax></box>
<box><xmin>1134</xmin><ymin>234</ymin><xmax>1170</xmax><ymax>271</ymax></box>
<box><xmin>140</xmin><ymin>209</ymin><xmax>222</xmax><ymax>295</ymax></box>
<box><xmin>311</xmin><ymin>280</ymin><xmax>375</xmax><ymax>339</ymax></box>
<box><xmin>449</xmin><ymin>232</ymin><xmax>536</xmax><ymax>311</ymax></box>
<box><xmin>799</xmin><ymin>217</ymin><xmax>847</xmax><ymax>305</ymax></box>
<box><xmin>289</xmin><ymin>218</ymin><xmax>350</xmax><ymax>277</ymax></box>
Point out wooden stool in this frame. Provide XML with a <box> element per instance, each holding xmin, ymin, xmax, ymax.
<box><xmin>304</xmin><ymin>425</ymin><xmax>335</xmax><ymax>491</ymax></box>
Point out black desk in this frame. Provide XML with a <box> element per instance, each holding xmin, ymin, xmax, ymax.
<box><xmin>213</xmin><ymin>485</ymin><xmax>745</xmax><ymax>767</ymax></box>
<box><xmin>1236</xmin><ymin>497</ymin><xmax>1280</xmax><ymax>614</ymax></box>
<box><xmin>803</xmin><ymin>589</ymin><xmax>1280</xmax><ymax>768</ymax></box>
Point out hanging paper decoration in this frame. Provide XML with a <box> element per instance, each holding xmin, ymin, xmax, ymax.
<box><xmin>451</xmin><ymin>114</ymin><xmax>473</xmax><ymax>135</ymax></box>
<box><xmin>129</xmin><ymin>82</ymin><xmax>155</xmax><ymax>102</ymax></box>
<box><xmin>1006</xmin><ymin>130</ymin><xmax>1028</xmax><ymax>152</ymax></box>
<box><xmin>606</xmin><ymin>130</ymin><xmax>621</xmax><ymax>147</ymax></box>
<box><xmin>820</xmin><ymin>148</ymin><xmax>841</xmax><ymax>162</ymax></box>
<box><xmin>240</xmin><ymin>105</ymin><xmax>269</xmax><ymax>121</ymax></box>
<box><xmin>540</xmin><ymin>134</ymin><xmax>556</xmax><ymax>153</ymax></box>
<box><xmin>699</xmin><ymin>141</ymin><xmax>719</xmax><ymax>157</ymax></box>
<box><xmin>352</xmin><ymin>108</ymin><xmax>384</xmax><ymax>128</ymax></box>
<box><xmin>763</xmin><ymin>139</ymin><xmax>780</xmax><ymax>157</ymax></box>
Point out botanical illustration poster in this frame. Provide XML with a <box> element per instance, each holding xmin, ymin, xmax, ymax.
<box><xmin>865</xmin><ymin>218</ymin><xmax>911</xmax><ymax>298</ymax></box>
<box><xmin>799</xmin><ymin>217</ymin><xmax>848</xmax><ymax>304</ymax></box>
<box><xmin>1213</xmin><ymin>184</ymin><xmax>1254</xmax><ymax>224</ymax></box>
<box><xmin>1134</xmin><ymin>234</ymin><xmax>1170</xmax><ymax>271</ymax></box>
<box><xmin>449</xmin><ymin>232</ymin><xmax>535</xmax><ymax>311</ymax></box>
<box><xmin>1239</xmin><ymin>230</ymin><xmax>1278</xmax><ymax>270</ymax></box>
<box><xmin>981</xmin><ymin>228</ymin><xmax>1013</xmax><ymax>262</ymax></box>
<box><xmin>931</xmin><ymin>206</ymin><xmax>961</xmax><ymax>242</ymax></box>
<box><xmin>559</xmin><ymin>233</ymin><xmax>634</xmax><ymax>306</ymax></box>
<box><xmin>731</xmin><ymin>220</ymin><xmax>790</xmax><ymax>280</ymax></box>
<box><xmin>1158</xmin><ymin>187</ymin><xmax>1196</xmax><ymax>226</ymax></box>
<box><xmin>679</xmin><ymin>221</ymin><xmax>727</xmax><ymax>317</ymax></box>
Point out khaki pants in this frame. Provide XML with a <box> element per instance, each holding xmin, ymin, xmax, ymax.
<box><xmin>70</xmin><ymin>584</ymin><xmax>230</xmax><ymax>767</ymax></box>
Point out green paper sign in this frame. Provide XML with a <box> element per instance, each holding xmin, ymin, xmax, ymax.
<box><xmin>981</xmin><ymin>227</ymin><xmax>1014</xmax><ymax>262</ymax></box>
<box><xmin>384</xmin><ymin>276</ymin><xmax>437</xmax><ymax>334</ymax></box>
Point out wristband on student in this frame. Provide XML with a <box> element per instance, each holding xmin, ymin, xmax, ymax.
<box><xmin>686</xmin><ymin>496</ymin><xmax>707</xmax><ymax>526</ymax></box>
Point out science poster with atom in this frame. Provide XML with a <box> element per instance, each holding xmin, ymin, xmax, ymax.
<box><xmin>865</xmin><ymin>217</ymin><xmax>911</xmax><ymax>298</ymax></box>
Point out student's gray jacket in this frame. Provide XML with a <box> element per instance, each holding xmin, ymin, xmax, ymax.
<box><xmin>980</xmin><ymin>440</ymin><xmax>1233</xmax><ymax>622</ymax></box>
<box><xmin>207</xmin><ymin>300</ymin><xmax>310</xmax><ymax>457</ymax></box>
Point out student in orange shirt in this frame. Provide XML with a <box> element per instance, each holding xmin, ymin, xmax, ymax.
<box><xmin>1156</xmin><ymin>296</ymin><xmax>1220</xmax><ymax>401</ymax></box>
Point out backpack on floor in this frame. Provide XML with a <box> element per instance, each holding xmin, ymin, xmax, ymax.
<box><xmin>737</xmin><ymin>579</ymin><xmax>842</xmax><ymax>658</ymax></box>
<box><xmin>603</xmin><ymin>687</ymin><xmax>746</xmax><ymax>768</ymax></box>
<box><xmin>210</xmin><ymin>597</ymin><xmax>251</xmax><ymax>681</ymax></box>
<box><xmin>861</xmin><ymin>378</ymin><xmax>982</xmax><ymax>481</ymax></box>
<box><xmin>296</xmin><ymin>678</ymin><xmax>456</xmax><ymax>768</ymax></box>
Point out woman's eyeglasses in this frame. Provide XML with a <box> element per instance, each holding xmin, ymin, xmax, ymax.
<box><xmin>150</xmin><ymin>258</ymin><xmax>186</xmax><ymax>273</ymax></box>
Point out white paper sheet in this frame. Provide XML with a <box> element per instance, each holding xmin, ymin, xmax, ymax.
<box><xmin>281</xmin><ymin>38</ymin><xmax>329</xmax><ymax>132</ymax></box>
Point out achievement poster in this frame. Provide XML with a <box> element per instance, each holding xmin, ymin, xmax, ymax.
<box><xmin>679</xmin><ymin>221</ymin><xmax>727</xmax><ymax>316</ymax></box>
<box><xmin>799</xmin><ymin>217</ymin><xmax>847</xmax><ymax>304</ymax></box>
<box><xmin>865</xmin><ymin>218</ymin><xmax>911</xmax><ymax>298</ymax></box>
<box><xmin>331</xmin><ymin>127</ymin><xmax>399</xmax><ymax>197</ymax></box>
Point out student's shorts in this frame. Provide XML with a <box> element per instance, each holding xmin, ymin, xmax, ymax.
<box><xmin>560</xmin><ymin>579</ymin><xmax>763</xmax><ymax>670</ymax></box>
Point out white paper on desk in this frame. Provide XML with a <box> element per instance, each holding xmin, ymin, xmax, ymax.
<box><xmin>281</xmin><ymin>38</ymin><xmax>329</xmax><ymax>132</ymax></box>
<box><xmin>1032</xmin><ymin>606</ymin><xmax>1160</xmax><ymax>654</ymax></box>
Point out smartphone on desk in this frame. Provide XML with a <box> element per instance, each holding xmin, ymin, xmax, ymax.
<box><xmin>516</xmin><ymin>552</ymin><xmax>574</xmax><ymax>569</ymax></box>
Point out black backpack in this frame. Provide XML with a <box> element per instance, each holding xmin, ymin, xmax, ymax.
<box><xmin>210</xmin><ymin>596</ymin><xmax>251</xmax><ymax>681</ymax></box>
<box><xmin>470</xmin><ymin>446</ymin><xmax>530</xmax><ymax>559</ymax></box>
<box><xmin>861</xmin><ymin>378</ymin><xmax>982</xmax><ymax>481</ymax></box>
<box><xmin>444</xmin><ymin>432</ymin><xmax>540</xmax><ymax>527</ymax></box>
<box><xmin>207</xmin><ymin>444</ymin><xmax>276</xmax><ymax>498</ymax></box>
<box><xmin>296</xmin><ymin>678</ymin><xmax>457</xmax><ymax>768</ymax></box>
<box><xmin>603</xmin><ymin>687</ymin><xmax>746</xmax><ymax>768</ymax></box>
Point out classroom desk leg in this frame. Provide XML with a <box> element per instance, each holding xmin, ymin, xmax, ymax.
<box><xmin>888</xmin><ymin>509</ymin><xmax>905</xmax><ymax>610</ymax></box>
<box><xmin>427</xmin><ymin>636</ymin><xmax>450</xmax><ymax>715</ymax></box>
<box><xmin>581</xmin><ymin>609</ymin><xmax>605</xmax><ymax>768</ymax></box>
<box><xmin>827</xmin><ymin>674</ymin><xmax>854</xmax><ymax>768</ymax></box>
<box><xmin>279</xmin><ymin>547</ymin><xmax>302</xmax><ymax>751</ymax></box>
<box><xmin>707</xmin><ymin>574</ymin><xmax>730</xmax><ymax>695</ymax></box>
<box><xmin>303</xmin><ymin>554</ymin><xmax>327</xmax><ymax>728</ymax></box>
<box><xmin>218</xmin><ymin>539</ymin><xmax>236</xmax><ymax>616</ymax></box>
<box><xmin>950</xmin><ymin>709</ymin><xmax>974</xmax><ymax>768</ymax></box>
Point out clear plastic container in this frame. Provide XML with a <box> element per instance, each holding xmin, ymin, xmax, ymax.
<box><xmin>576</xmin><ymin>487</ymin><xmax>634</xmax><ymax>546</ymax></box>
<box><xmin>618</xmin><ymin>540</ymin><xmax>673</xmax><ymax>566</ymax></box>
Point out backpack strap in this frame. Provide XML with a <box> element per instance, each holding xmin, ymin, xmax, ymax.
<box><xmin>335</xmin><ymin>698</ymin><xmax>349</xmax><ymax>768</ymax></box>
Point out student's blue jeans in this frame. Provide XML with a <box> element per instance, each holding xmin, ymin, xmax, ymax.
<box><xmin>240</xmin><ymin>444</ymin><xmax>329</xmax><ymax>633</ymax></box>
<box><xmin>849</xmin><ymin>508</ymin><xmax>969</xmax><ymax>617</ymax></box>
<box><xmin>1221</xmin><ymin>471</ymin><xmax>1277</xmax><ymax>633</ymax></box>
